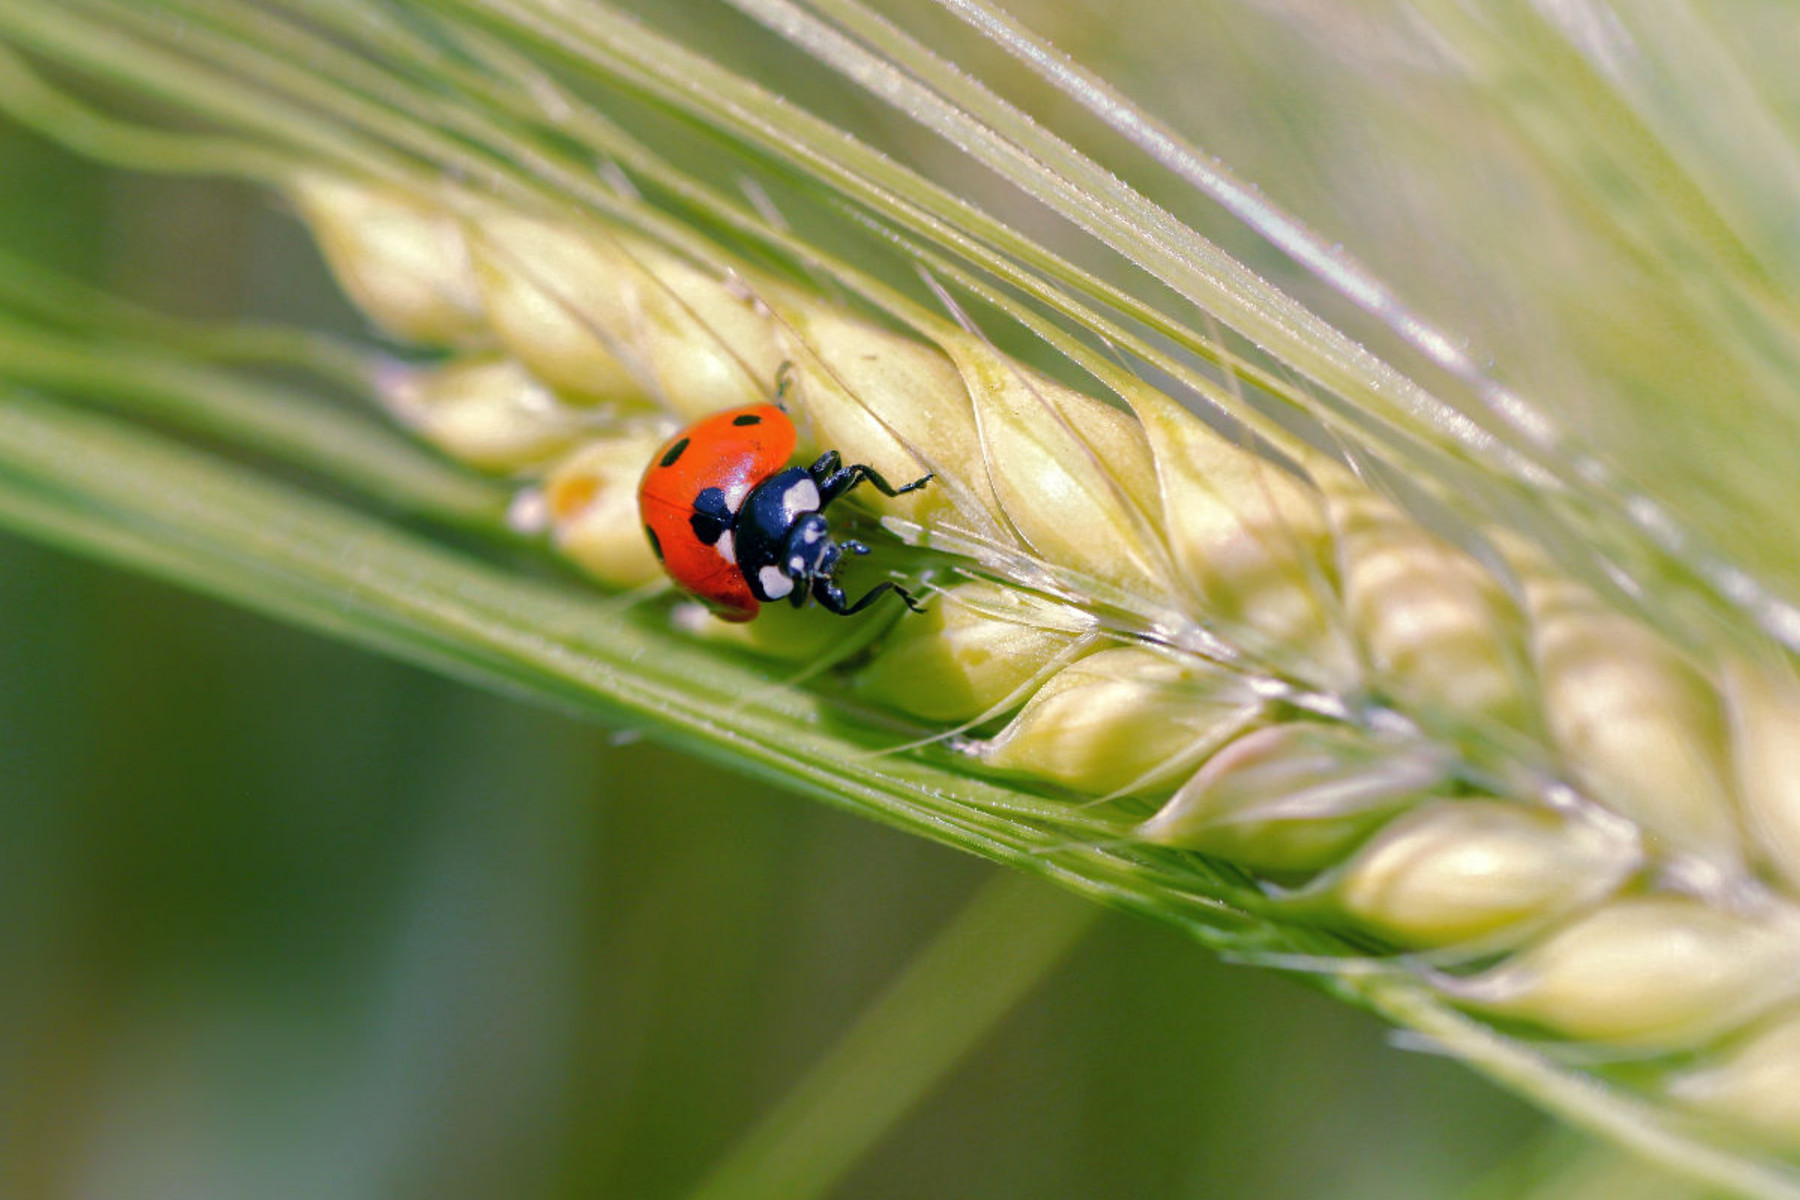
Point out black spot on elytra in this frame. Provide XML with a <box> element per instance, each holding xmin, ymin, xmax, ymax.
<box><xmin>689</xmin><ymin>487</ymin><xmax>733</xmax><ymax>546</ymax></box>
<box><xmin>732</xmin><ymin>413</ymin><xmax>763</xmax><ymax>426</ymax></box>
<box><xmin>659</xmin><ymin>437</ymin><xmax>690</xmax><ymax>468</ymax></box>
<box><xmin>644</xmin><ymin>525</ymin><xmax>664</xmax><ymax>561</ymax></box>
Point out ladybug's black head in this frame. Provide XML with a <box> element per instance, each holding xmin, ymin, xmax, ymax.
<box><xmin>783</xmin><ymin>512</ymin><xmax>839</xmax><ymax>583</ymax></box>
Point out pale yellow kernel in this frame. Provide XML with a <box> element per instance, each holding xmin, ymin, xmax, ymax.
<box><xmin>1445</xmin><ymin>897</ymin><xmax>1800</xmax><ymax>1050</ymax></box>
<box><xmin>618</xmin><ymin>242</ymin><xmax>789</xmax><ymax>422</ymax></box>
<box><xmin>1137</xmin><ymin>722</ymin><xmax>1445</xmax><ymax>872</ymax></box>
<box><xmin>379</xmin><ymin>357</ymin><xmax>605</xmax><ymax>473</ymax></box>
<box><xmin>855</xmin><ymin>582</ymin><xmax>1096</xmax><ymax>721</ymax></box>
<box><xmin>1722</xmin><ymin>658</ymin><xmax>1800</xmax><ymax>891</ymax></box>
<box><xmin>1665</xmin><ymin>1008</ymin><xmax>1800</xmax><ymax>1153</ymax></box>
<box><xmin>538</xmin><ymin>432</ymin><xmax>668</xmax><ymax>589</ymax></box>
<box><xmin>980</xmin><ymin>646</ymin><xmax>1261</xmax><ymax>797</ymax></box>
<box><xmin>1517</xmin><ymin>559</ymin><xmax>1744</xmax><ymax>880</ymax></box>
<box><xmin>467</xmin><ymin>215</ymin><xmax>649</xmax><ymax>403</ymax></box>
<box><xmin>1322</xmin><ymin>472</ymin><xmax>1535</xmax><ymax>734</ymax></box>
<box><xmin>472</xmin><ymin>217</ymin><xmax>782</xmax><ymax>413</ymax></box>
<box><xmin>293</xmin><ymin>177</ymin><xmax>489</xmax><ymax>347</ymax></box>
<box><xmin>1128</xmin><ymin>386</ymin><xmax>1355</xmax><ymax>688</ymax></box>
<box><xmin>773</xmin><ymin>311</ymin><xmax>991</xmax><ymax>536</ymax></box>
<box><xmin>936</xmin><ymin>334</ymin><xmax>1172</xmax><ymax>601</ymax></box>
<box><xmin>1324</xmin><ymin>799</ymin><xmax>1639</xmax><ymax>949</ymax></box>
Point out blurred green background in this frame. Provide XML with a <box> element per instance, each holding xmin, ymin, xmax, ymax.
<box><xmin>0</xmin><ymin>12</ymin><xmax>1554</xmax><ymax>1195</ymax></box>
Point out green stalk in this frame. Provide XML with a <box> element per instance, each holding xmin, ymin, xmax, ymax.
<box><xmin>684</xmin><ymin>872</ymin><xmax>1099</xmax><ymax>1200</ymax></box>
<box><xmin>0</xmin><ymin>322</ymin><xmax>512</xmax><ymax>533</ymax></box>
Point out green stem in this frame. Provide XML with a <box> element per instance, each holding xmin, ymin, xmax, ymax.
<box><xmin>1360</xmin><ymin>973</ymin><xmax>1800</xmax><ymax>1200</ymax></box>
<box><xmin>0</xmin><ymin>245</ymin><xmax>371</xmax><ymax>386</ymax></box>
<box><xmin>0</xmin><ymin>39</ymin><xmax>292</xmax><ymax>179</ymax></box>
<box><xmin>683</xmin><ymin>870</ymin><xmax>1099</xmax><ymax>1200</ymax></box>
<box><xmin>0</xmin><ymin>320</ymin><xmax>513</xmax><ymax>533</ymax></box>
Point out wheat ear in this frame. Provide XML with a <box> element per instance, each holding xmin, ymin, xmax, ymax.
<box><xmin>302</xmin><ymin>175</ymin><xmax>1800</xmax><ymax>1166</ymax></box>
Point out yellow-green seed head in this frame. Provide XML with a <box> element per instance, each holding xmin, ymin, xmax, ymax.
<box><xmin>979</xmin><ymin>646</ymin><xmax>1260</xmax><ymax>797</ymax></box>
<box><xmin>854</xmin><ymin>582</ymin><xmax>1096</xmax><ymax>722</ymax></box>
<box><xmin>282</xmin><ymin>163</ymin><xmax>1800</xmax><ymax>1174</ymax></box>
<box><xmin>378</xmin><ymin>356</ymin><xmax>605</xmax><ymax>473</ymax></box>
<box><xmin>1320</xmin><ymin>799</ymin><xmax>1640</xmax><ymax>949</ymax></box>
<box><xmin>1444</xmin><ymin>897</ymin><xmax>1800</xmax><ymax>1050</ymax></box>
<box><xmin>1136</xmin><ymin>721</ymin><xmax>1445</xmax><ymax>872</ymax></box>
<box><xmin>292</xmin><ymin>177</ymin><xmax>489</xmax><ymax>347</ymax></box>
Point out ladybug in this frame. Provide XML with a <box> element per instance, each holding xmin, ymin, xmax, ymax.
<box><xmin>638</xmin><ymin>398</ymin><xmax>932</xmax><ymax>623</ymax></box>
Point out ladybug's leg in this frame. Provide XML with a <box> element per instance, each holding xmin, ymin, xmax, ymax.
<box><xmin>807</xmin><ymin>451</ymin><xmax>933</xmax><ymax>506</ymax></box>
<box><xmin>890</xmin><ymin>583</ymin><xmax>926</xmax><ymax>613</ymax></box>
<box><xmin>813</xmin><ymin>577</ymin><xmax>926</xmax><ymax>616</ymax></box>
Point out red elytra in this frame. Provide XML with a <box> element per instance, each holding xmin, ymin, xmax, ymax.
<box><xmin>638</xmin><ymin>403</ymin><xmax>793</xmax><ymax>622</ymax></box>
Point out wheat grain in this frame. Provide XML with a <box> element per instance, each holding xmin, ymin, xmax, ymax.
<box><xmin>1667</xmin><ymin>1011</ymin><xmax>1800</xmax><ymax>1155</ymax></box>
<box><xmin>1442</xmin><ymin>898</ymin><xmax>1800</xmax><ymax>1053</ymax></box>
<box><xmin>1138</xmin><ymin>722</ymin><xmax>1448</xmax><ymax>874</ymax></box>
<box><xmin>376</xmin><ymin>356</ymin><xmax>604</xmax><ymax>473</ymax></box>
<box><xmin>295</xmin><ymin>179</ymin><xmax>489</xmax><ymax>348</ymax></box>
<box><xmin>1316</xmin><ymin>797</ymin><xmax>1640</xmax><ymax>951</ymax></box>
<box><xmin>977</xmin><ymin>646</ymin><xmax>1259</xmax><ymax>798</ymax></box>
<box><xmin>851</xmin><ymin>581</ymin><xmax>1096</xmax><ymax>722</ymax></box>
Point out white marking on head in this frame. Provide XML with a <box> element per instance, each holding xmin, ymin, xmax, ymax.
<box><xmin>715</xmin><ymin>529</ymin><xmax>736</xmax><ymax>566</ymax></box>
<box><xmin>788</xmin><ymin>556</ymin><xmax>806</xmax><ymax>574</ymax></box>
<box><xmin>801</xmin><ymin>524</ymin><xmax>823</xmax><ymax>543</ymax></box>
<box><xmin>782</xmin><ymin>477</ymin><xmax>821</xmax><ymax>521</ymax></box>
<box><xmin>759</xmin><ymin>566</ymin><xmax>794</xmax><ymax>599</ymax></box>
